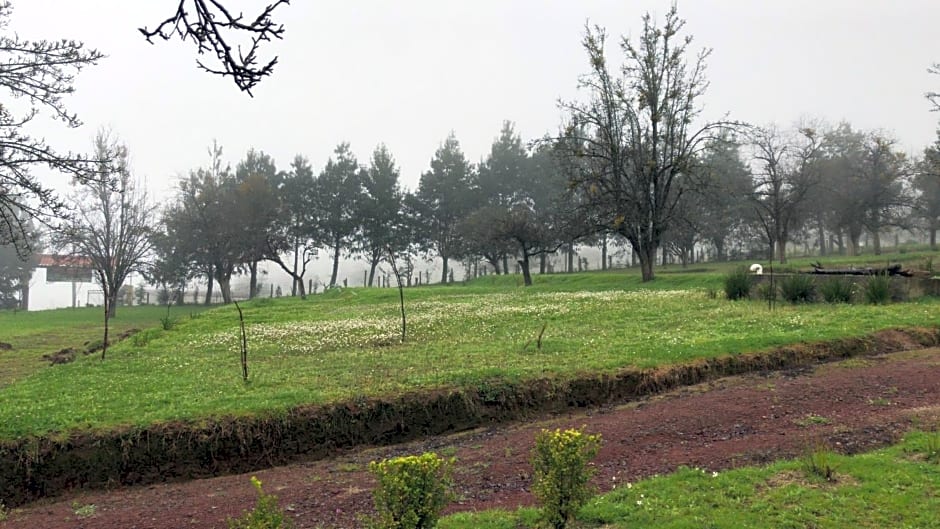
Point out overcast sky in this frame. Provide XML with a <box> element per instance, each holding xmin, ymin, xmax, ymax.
<box><xmin>11</xmin><ymin>0</ymin><xmax>940</xmax><ymax>199</ymax></box>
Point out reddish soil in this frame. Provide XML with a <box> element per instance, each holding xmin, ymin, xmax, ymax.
<box><xmin>4</xmin><ymin>348</ymin><xmax>939</xmax><ymax>529</ymax></box>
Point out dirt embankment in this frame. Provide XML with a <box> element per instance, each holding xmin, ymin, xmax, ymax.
<box><xmin>2</xmin><ymin>328</ymin><xmax>940</xmax><ymax>529</ymax></box>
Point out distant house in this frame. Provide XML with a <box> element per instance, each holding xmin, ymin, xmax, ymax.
<box><xmin>26</xmin><ymin>254</ymin><xmax>96</xmax><ymax>311</ymax></box>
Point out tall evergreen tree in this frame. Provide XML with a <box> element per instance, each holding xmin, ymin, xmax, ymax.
<box><xmin>357</xmin><ymin>144</ymin><xmax>405</xmax><ymax>287</ymax></box>
<box><xmin>265</xmin><ymin>155</ymin><xmax>320</xmax><ymax>297</ymax></box>
<box><xmin>316</xmin><ymin>143</ymin><xmax>363</xmax><ymax>288</ymax></box>
<box><xmin>413</xmin><ymin>133</ymin><xmax>475</xmax><ymax>283</ymax></box>
<box><xmin>235</xmin><ymin>149</ymin><xmax>279</xmax><ymax>298</ymax></box>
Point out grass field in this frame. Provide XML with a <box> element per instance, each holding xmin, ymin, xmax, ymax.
<box><xmin>0</xmin><ymin>251</ymin><xmax>937</xmax><ymax>439</ymax></box>
<box><xmin>439</xmin><ymin>431</ymin><xmax>940</xmax><ymax>529</ymax></box>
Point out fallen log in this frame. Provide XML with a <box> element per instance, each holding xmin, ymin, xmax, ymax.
<box><xmin>810</xmin><ymin>262</ymin><xmax>911</xmax><ymax>277</ymax></box>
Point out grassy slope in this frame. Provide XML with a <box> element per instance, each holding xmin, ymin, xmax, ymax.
<box><xmin>0</xmin><ymin>251</ymin><xmax>936</xmax><ymax>438</ymax></box>
<box><xmin>0</xmin><ymin>304</ymin><xmax>206</xmax><ymax>388</ymax></box>
<box><xmin>440</xmin><ymin>432</ymin><xmax>940</xmax><ymax>529</ymax></box>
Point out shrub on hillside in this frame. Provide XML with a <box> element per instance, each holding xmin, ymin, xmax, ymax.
<box><xmin>723</xmin><ymin>267</ymin><xmax>753</xmax><ymax>300</ymax></box>
<box><xmin>368</xmin><ymin>452</ymin><xmax>455</xmax><ymax>529</ymax></box>
<box><xmin>779</xmin><ymin>274</ymin><xmax>815</xmax><ymax>304</ymax></box>
<box><xmin>531</xmin><ymin>427</ymin><xmax>602</xmax><ymax>529</ymax></box>
<box><xmin>819</xmin><ymin>277</ymin><xmax>854</xmax><ymax>303</ymax></box>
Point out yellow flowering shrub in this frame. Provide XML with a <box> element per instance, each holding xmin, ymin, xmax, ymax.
<box><xmin>368</xmin><ymin>452</ymin><xmax>455</xmax><ymax>529</ymax></box>
<box><xmin>531</xmin><ymin>428</ymin><xmax>602</xmax><ymax>529</ymax></box>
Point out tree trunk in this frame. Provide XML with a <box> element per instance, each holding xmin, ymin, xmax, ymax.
<box><xmin>107</xmin><ymin>288</ymin><xmax>119</xmax><ymax>318</ymax></box>
<box><xmin>291</xmin><ymin>245</ymin><xmax>299</xmax><ymax>296</ymax></box>
<box><xmin>519</xmin><ymin>255</ymin><xmax>533</xmax><ymax>286</ymax></box>
<box><xmin>441</xmin><ymin>256</ymin><xmax>449</xmax><ymax>284</ymax></box>
<box><xmin>539</xmin><ymin>253</ymin><xmax>546</xmax><ymax>274</ymax></box>
<box><xmin>502</xmin><ymin>255</ymin><xmax>509</xmax><ymax>276</ymax></box>
<box><xmin>817</xmin><ymin>216</ymin><xmax>827</xmax><ymax>256</ymax></box>
<box><xmin>204</xmin><ymin>268</ymin><xmax>214</xmax><ymax>305</ymax></box>
<box><xmin>367</xmin><ymin>247</ymin><xmax>382</xmax><ymax>287</ymax></box>
<box><xmin>601</xmin><ymin>234</ymin><xmax>608</xmax><ymax>270</ymax></box>
<box><xmin>248</xmin><ymin>261</ymin><xmax>258</xmax><ymax>299</ymax></box>
<box><xmin>713</xmin><ymin>238</ymin><xmax>726</xmax><ymax>262</ymax></box>
<box><xmin>930</xmin><ymin>226</ymin><xmax>937</xmax><ymax>251</ymax></box>
<box><xmin>639</xmin><ymin>245</ymin><xmax>655</xmax><ymax>282</ymax></box>
<box><xmin>488</xmin><ymin>257</ymin><xmax>501</xmax><ymax>275</ymax></box>
<box><xmin>19</xmin><ymin>277</ymin><xmax>29</xmax><ymax>310</ymax></box>
<box><xmin>872</xmin><ymin>230</ymin><xmax>882</xmax><ymax>255</ymax></box>
<box><xmin>368</xmin><ymin>260</ymin><xmax>378</xmax><ymax>287</ymax></box>
<box><xmin>329</xmin><ymin>240</ymin><xmax>341</xmax><ymax>287</ymax></box>
<box><xmin>566</xmin><ymin>247</ymin><xmax>574</xmax><ymax>273</ymax></box>
<box><xmin>775</xmin><ymin>238</ymin><xmax>787</xmax><ymax>264</ymax></box>
<box><xmin>218</xmin><ymin>277</ymin><xmax>232</xmax><ymax>304</ymax></box>
<box><xmin>848</xmin><ymin>232</ymin><xmax>861</xmax><ymax>256</ymax></box>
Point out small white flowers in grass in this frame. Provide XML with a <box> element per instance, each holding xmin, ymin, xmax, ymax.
<box><xmin>180</xmin><ymin>288</ymin><xmax>697</xmax><ymax>356</ymax></box>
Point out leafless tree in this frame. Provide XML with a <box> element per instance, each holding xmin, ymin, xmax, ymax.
<box><xmin>747</xmin><ymin>124</ymin><xmax>822</xmax><ymax>263</ymax></box>
<box><xmin>558</xmin><ymin>7</ymin><xmax>735</xmax><ymax>281</ymax></box>
<box><xmin>55</xmin><ymin>131</ymin><xmax>154</xmax><ymax>328</ymax></box>
<box><xmin>0</xmin><ymin>1</ymin><xmax>105</xmax><ymax>255</ymax></box>
<box><xmin>140</xmin><ymin>0</ymin><xmax>289</xmax><ymax>95</ymax></box>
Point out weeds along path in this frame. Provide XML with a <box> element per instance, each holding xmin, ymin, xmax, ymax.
<box><xmin>4</xmin><ymin>347</ymin><xmax>939</xmax><ymax>529</ymax></box>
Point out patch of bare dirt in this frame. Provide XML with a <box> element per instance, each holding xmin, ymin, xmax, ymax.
<box><xmin>4</xmin><ymin>348</ymin><xmax>939</xmax><ymax>529</ymax></box>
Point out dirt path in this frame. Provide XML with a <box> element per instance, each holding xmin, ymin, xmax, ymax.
<box><xmin>4</xmin><ymin>348</ymin><xmax>939</xmax><ymax>529</ymax></box>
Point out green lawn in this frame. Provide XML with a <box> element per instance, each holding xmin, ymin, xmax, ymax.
<box><xmin>0</xmin><ymin>304</ymin><xmax>207</xmax><ymax>388</ymax></box>
<box><xmin>440</xmin><ymin>431</ymin><xmax>940</xmax><ymax>529</ymax></box>
<box><xmin>0</xmin><ymin>260</ymin><xmax>938</xmax><ymax>438</ymax></box>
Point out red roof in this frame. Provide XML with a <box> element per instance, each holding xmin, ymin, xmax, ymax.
<box><xmin>37</xmin><ymin>254</ymin><xmax>93</xmax><ymax>268</ymax></box>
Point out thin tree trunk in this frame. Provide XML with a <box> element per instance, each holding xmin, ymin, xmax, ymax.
<box><xmin>872</xmin><ymin>230</ymin><xmax>882</xmax><ymax>255</ymax></box>
<box><xmin>931</xmin><ymin>226</ymin><xmax>937</xmax><ymax>251</ymax></box>
<box><xmin>107</xmin><ymin>289</ymin><xmax>119</xmax><ymax>318</ymax></box>
<box><xmin>330</xmin><ymin>240</ymin><xmax>341</xmax><ymax>287</ymax></box>
<box><xmin>441</xmin><ymin>256</ymin><xmax>449</xmax><ymax>284</ymax></box>
<box><xmin>204</xmin><ymin>268</ymin><xmax>214</xmax><ymax>305</ymax></box>
<box><xmin>601</xmin><ymin>234</ymin><xmax>608</xmax><ymax>270</ymax></box>
<box><xmin>248</xmin><ymin>261</ymin><xmax>258</xmax><ymax>299</ymax></box>
<box><xmin>502</xmin><ymin>255</ymin><xmax>509</xmax><ymax>276</ymax></box>
<box><xmin>292</xmin><ymin>245</ymin><xmax>299</xmax><ymax>296</ymax></box>
<box><xmin>539</xmin><ymin>253</ymin><xmax>546</xmax><ymax>274</ymax></box>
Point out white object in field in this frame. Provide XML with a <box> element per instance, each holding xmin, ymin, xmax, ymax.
<box><xmin>749</xmin><ymin>263</ymin><xmax>764</xmax><ymax>275</ymax></box>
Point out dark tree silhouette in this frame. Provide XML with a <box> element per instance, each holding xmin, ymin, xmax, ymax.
<box><xmin>0</xmin><ymin>1</ymin><xmax>105</xmax><ymax>255</ymax></box>
<box><xmin>140</xmin><ymin>0</ymin><xmax>289</xmax><ymax>95</ymax></box>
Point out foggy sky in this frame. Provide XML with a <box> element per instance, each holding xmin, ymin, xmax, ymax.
<box><xmin>10</xmin><ymin>1</ymin><xmax>940</xmax><ymax>200</ymax></box>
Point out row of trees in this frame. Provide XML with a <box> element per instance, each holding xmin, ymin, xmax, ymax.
<box><xmin>148</xmin><ymin>121</ymin><xmax>585</xmax><ymax>300</ymax></box>
<box><xmin>3</xmin><ymin>3</ymin><xmax>940</xmax><ymax>314</ymax></box>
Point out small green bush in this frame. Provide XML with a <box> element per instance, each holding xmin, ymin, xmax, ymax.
<box><xmin>819</xmin><ymin>277</ymin><xmax>854</xmax><ymax>303</ymax></box>
<box><xmin>227</xmin><ymin>476</ymin><xmax>294</xmax><ymax>529</ymax></box>
<box><xmin>779</xmin><ymin>274</ymin><xmax>816</xmax><ymax>304</ymax></box>
<box><xmin>368</xmin><ymin>452</ymin><xmax>455</xmax><ymax>529</ymax></box>
<box><xmin>531</xmin><ymin>427</ymin><xmax>602</xmax><ymax>529</ymax></box>
<box><xmin>723</xmin><ymin>267</ymin><xmax>753</xmax><ymax>300</ymax></box>
<box><xmin>863</xmin><ymin>273</ymin><xmax>892</xmax><ymax>304</ymax></box>
<box><xmin>802</xmin><ymin>442</ymin><xmax>835</xmax><ymax>481</ymax></box>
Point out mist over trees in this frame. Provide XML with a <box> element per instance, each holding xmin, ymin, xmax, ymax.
<box><xmin>4</xmin><ymin>2</ymin><xmax>940</xmax><ymax>310</ymax></box>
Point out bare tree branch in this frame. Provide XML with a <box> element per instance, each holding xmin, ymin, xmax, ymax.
<box><xmin>0</xmin><ymin>1</ymin><xmax>107</xmax><ymax>255</ymax></box>
<box><xmin>139</xmin><ymin>0</ymin><xmax>289</xmax><ymax>95</ymax></box>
